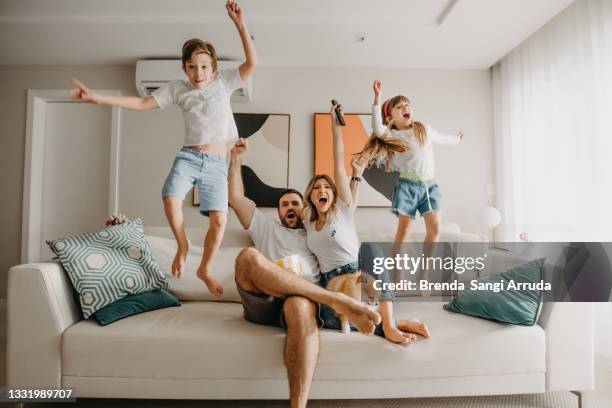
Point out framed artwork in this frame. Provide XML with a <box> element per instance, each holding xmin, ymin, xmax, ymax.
<box><xmin>314</xmin><ymin>113</ymin><xmax>399</xmax><ymax>207</ymax></box>
<box><xmin>193</xmin><ymin>113</ymin><xmax>290</xmax><ymax>207</ymax></box>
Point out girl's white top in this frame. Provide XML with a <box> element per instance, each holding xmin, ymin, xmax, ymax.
<box><xmin>153</xmin><ymin>68</ymin><xmax>243</xmax><ymax>147</ymax></box>
<box><xmin>304</xmin><ymin>200</ymin><xmax>360</xmax><ymax>274</ymax></box>
<box><xmin>372</xmin><ymin>104</ymin><xmax>460</xmax><ymax>180</ymax></box>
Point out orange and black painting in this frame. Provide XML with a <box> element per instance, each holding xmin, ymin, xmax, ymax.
<box><xmin>314</xmin><ymin>113</ymin><xmax>399</xmax><ymax>207</ymax></box>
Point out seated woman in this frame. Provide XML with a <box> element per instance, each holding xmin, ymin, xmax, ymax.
<box><xmin>301</xmin><ymin>101</ymin><xmax>431</xmax><ymax>344</ymax></box>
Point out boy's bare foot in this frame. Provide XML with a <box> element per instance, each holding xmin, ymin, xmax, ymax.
<box><xmin>398</xmin><ymin>319</ymin><xmax>431</xmax><ymax>338</ymax></box>
<box><xmin>171</xmin><ymin>239</ymin><xmax>190</xmax><ymax>278</ymax></box>
<box><xmin>196</xmin><ymin>267</ymin><xmax>224</xmax><ymax>297</ymax></box>
<box><xmin>331</xmin><ymin>293</ymin><xmax>381</xmax><ymax>335</ymax></box>
<box><xmin>383</xmin><ymin>325</ymin><xmax>417</xmax><ymax>344</ymax></box>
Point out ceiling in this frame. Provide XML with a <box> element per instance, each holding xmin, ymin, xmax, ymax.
<box><xmin>0</xmin><ymin>0</ymin><xmax>575</xmax><ymax>68</ymax></box>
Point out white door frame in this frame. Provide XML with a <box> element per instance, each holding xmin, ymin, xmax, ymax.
<box><xmin>21</xmin><ymin>89</ymin><xmax>121</xmax><ymax>263</ymax></box>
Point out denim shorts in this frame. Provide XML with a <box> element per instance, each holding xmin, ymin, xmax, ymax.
<box><xmin>162</xmin><ymin>148</ymin><xmax>228</xmax><ymax>216</ymax></box>
<box><xmin>391</xmin><ymin>178</ymin><xmax>441</xmax><ymax>219</ymax></box>
<box><xmin>237</xmin><ymin>283</ymin><xmax>324</xmax><ymax>329</ymax></box>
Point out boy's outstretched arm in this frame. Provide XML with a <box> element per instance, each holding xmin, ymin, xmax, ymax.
<box><xmin>226</xmin><ymin>1</ymin><xmax>257</xmax><ymax>82</ymax></box>
<box><xmin>229</xmin><ymin>138</ymin><xmax>256</xmax><ymax>229</ymax></box>
<box><xmin>69</xmin><ymin>79</ymin><xmax>158</xmax><ymax>111</ymax></box>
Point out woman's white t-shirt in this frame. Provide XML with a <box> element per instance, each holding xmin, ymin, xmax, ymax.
<box><xmin>304</xmin><ymin>201</ymin><xmax>360</xmax><ymax>274</ymax></box>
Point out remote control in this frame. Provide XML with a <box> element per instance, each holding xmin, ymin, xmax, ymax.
<box><xmin>331</xmin><ymin>99</ymin><xmax>346</xmax><ymax>126</ymax></box>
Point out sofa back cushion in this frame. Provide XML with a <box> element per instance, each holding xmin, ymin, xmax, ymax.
<box><xmin>145</xmin><ymin>235</ymin><xmax>242</xmax><ymax>302</ymax></box>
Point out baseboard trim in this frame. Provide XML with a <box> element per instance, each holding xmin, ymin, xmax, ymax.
<box><xmin>596</xmin><ymin>354</ymin><xmax>612</xmax><ymax>372</ymax></box>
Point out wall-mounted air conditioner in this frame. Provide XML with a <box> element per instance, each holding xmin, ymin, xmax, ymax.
<box><xmin>135</xmin><ymin>59</ymin><xmax>251</xmax><ymax>102</ymax></box>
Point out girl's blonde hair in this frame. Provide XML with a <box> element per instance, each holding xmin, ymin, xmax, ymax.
<box><xmin>302</xmin><ymin>174</ymin><xmax>338</xmax><ymax>223</ymax></box>
<box><xmin>354</xmin><ymin>132</ymin><xmax>409</xmax><ymax>172</ymax></box>
<box><xmin>383</xmin><ymin>95</ymin><xmax>427</xmax><ymax>147</ymax></box>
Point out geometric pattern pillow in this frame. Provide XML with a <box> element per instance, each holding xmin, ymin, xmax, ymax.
<box><xmin>47</xmin><ymin>219</ymin><xmax>168</xmax><ymax>318</ymax></box>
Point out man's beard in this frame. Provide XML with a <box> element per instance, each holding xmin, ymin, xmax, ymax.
<box><xmin>282</xmin><ymin>211</ymin><xmax>303</xmax><ymax>229</ymax></box>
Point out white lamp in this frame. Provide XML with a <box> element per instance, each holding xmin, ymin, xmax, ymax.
<box><xmin>481</xmin><ymin>206</ymin><xmax>501</xmax><ymax>229</ymax></box>
<box><xmin>481</xmin><ymin>206</ymin><xmax>501</xmax><ymax>243</ymax></box>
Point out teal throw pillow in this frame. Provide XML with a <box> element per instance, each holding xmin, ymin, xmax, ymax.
<box><xmin>443</xmin><ymin>258</ymin><xmax>545</xmax><ymax>326</ymax></box>
<box><xmin>92</xmin><ymin>289</ymin><xmax>180</xmax><ymax>326</ymax></box>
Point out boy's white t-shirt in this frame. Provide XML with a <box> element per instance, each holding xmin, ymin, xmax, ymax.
<box><xmin>371</xmin><ymin>104</ymin><xmax>460</xmax><ymax>179</ymax></box>
<box><xmin>153</xmin><ymin>68</ymin><xmax>243</xmax><ymax>147</ymax></box>
<box><xmin>304</xmin><ymin>201</ymin><xmax>360</xmax><ymax>274</ymax></box>
<box><xmin>248</xmin><ymin>209</ymin><xmax>321</xmax><ymax>284</ymax></box>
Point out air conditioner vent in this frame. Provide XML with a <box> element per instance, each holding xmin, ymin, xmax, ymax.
<box><xmin>135</xmin><ymin>59</ymin><xmax>251</xmax><ymax>102</ymax></box>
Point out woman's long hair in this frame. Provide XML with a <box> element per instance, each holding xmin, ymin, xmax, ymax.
<box><xmin>302</xmin><ymin>174</ymin><xmax>338</xmax><ymax>224</ymax></box>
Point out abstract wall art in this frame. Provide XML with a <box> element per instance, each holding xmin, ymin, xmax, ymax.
<box><xmin>314</xmin><ymin>113</ymin><xmax>399</xmax><ymax>207</ymax></box>
<box><xmin>193</xmin><ymin>113</ymin><xmax>290</xmax><ymax>208</ymax></box>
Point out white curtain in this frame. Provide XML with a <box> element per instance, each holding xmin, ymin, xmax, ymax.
<box><xmin>493</xmin><ymin>0</ymin><xmax>612</xmax><ymax>242</ymax></box>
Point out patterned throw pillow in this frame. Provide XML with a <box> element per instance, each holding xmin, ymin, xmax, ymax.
<box><xmin>47</xmin><ymin>219</ymin><xmax>168</xmax><ymax>318</ymax></box>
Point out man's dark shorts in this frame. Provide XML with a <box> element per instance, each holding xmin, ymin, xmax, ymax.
<box><xmin>237</xmin><ymin>283</ymin><xmax>325</xmax><ymax>329</ymax></box>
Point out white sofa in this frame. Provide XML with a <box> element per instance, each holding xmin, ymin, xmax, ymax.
<box><xmin>7</xmin><ymin>227</ymin><xmax>594</xmax><ymax>403</ymax></box>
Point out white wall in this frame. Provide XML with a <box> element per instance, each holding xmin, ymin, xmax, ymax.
<box><xmin>119</xmin><ymin>67</ymin><xmax>494</xmax><ymax>235</ymax></box>
<box><xmin>0</xmin><ymin>65</ymin><xmax>492</xmax><ymax>299</ymax></box>
<box><xmin>0</xmin><ymin>65</ymin><xmax>134</xmax><ymax>300</ymax></box>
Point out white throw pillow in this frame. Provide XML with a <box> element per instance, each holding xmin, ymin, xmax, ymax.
<box><xmin>145</xmin><ymin>235</ymin><xmax>242</xmax><ymax>302</ymax></box>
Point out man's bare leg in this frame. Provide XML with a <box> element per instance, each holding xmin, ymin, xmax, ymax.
<box><xmin>283</xmin><ymin>296</ymin><xmax>319</xmax><ymax>408</ymax></box>
<box><xmin>235</xmin><ymin>248</ymin><xmax>381</xmax><ymax>334</ymax></box>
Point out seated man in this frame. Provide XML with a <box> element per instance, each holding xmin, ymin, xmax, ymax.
<box><xmin>228</xmin><ymin>138</ymin><xmax>381</xmax><ymax>408</ymax></box>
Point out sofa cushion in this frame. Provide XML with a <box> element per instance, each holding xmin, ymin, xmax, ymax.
<box><xmin>145</xmin><ymin>235</ymin><xmax>242</xmax><ymax>302</ymax></box>
<box><xmin>443</xmin><ymin>258</ymin><xmax>545</xmax><ymax>326</ymax></box>
<box><xmin>62</xmin><ymin>301</ymin><xmax>545</xmax><ymax>381</ymax></box>
<box><xmin>47</xmin><ymin>219</ymin><xmax>168</xmax><ymax>318</ymax></box>
<box><xmin>92</xmin><ymin>289</ymin><xmax>180</xmax><ymax>326</ymax></box>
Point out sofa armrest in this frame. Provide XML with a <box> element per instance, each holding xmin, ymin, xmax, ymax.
<box><xmin>7</xmin><ymin>262</ymin><xmax>82</xmax><ymax>387</ymax></box>
<box><xmin>538</xmin><ymin>302</ymin><xmax>594</xmax><ymax>391</ymax></box>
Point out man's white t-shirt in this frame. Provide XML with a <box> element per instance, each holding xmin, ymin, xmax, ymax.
<box><xmin>248</xmin><ymin>209</ymin><xmax>321</xmax><ymax>284</ymax></box>
<box><xmin>304</xmin><ymin>201</ymin><xmax>360</xmax><ymax>274</ymax></box>
<box><xmin>152</xmin><ymin>68</ymin><xmax>242</xmax><ymax>147</ymax></box>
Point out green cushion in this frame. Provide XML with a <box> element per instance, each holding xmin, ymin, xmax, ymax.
<box><xmin>443</xmin><ymin>258</ymin><xmax>545</xmax><ymax>326</ymax></box>
<box><xmin>47</xmin><ymin>219</ymin><xmax>168</xmax><ymax>318</ymax></box>
<box><xmin>92</xmin><ymin>289</ymin><xmax>180</xmax><ymax>326</ymax></box>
